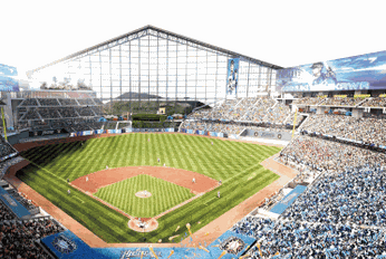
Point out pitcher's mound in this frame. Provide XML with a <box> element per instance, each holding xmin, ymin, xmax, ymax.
<box><xmin>135</xmin><ymin>190</ymin><xmax>152</xmax><ymax>198</ymax></box>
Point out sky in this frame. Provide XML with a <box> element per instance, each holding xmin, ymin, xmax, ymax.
<box><xmin>1</xmin><ymin>0</ymin><xmax>385</xmax><ymax>79</ymax></box>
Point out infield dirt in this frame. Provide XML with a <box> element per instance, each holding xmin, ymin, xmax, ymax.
<box><xmin>71</xmin><ymin>166</ymin><xmax>219</xmax><ymax>195</ymax></box>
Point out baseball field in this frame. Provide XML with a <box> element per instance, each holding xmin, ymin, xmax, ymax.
<box><xmin>17</xmin><ymin>133</ymin><xmax>280</xmax><ymax>243</ymax></box>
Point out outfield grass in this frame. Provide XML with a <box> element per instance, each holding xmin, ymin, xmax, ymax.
<box><xmin>18</xmin><ymin>133</ymin><xmax>281</xmax><ymax>243</ymax></box>
<box><xmin>94</xmin><ymin>174</ymin><xmax>195</xmax><ymax>218</ymax></box>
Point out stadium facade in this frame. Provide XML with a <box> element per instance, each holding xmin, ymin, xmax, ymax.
<box><xmin>2</xmin><ymin>25</ymin><xmax>386</xmax><ymax>139</ymax></box>
<box><xmin>27</xmin><ymin>25</ymin><xmax>282</xmax><ymax>107</ymax></box>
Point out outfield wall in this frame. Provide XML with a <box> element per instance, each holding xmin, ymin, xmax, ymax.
<box><xmin>244</xmin><ymin>129</ymin><xmax>292</xmax><ymax>141</ymax></box>
<box><xmin>13</xmin><ymin>127</ymin><xmax>284</xmax><ymax>154</ymax></box>
<box><xmin>13</xmin><ymin>135</ymin><xmax>99</xmax><ymax>152</ymax></box>
<box><xmin>180</xmin><ymin>128</ymin><xmax>291</xmax><ymax>141</ymax></box>
<box><xmin>6</xmin><ymin>159</ymin><xmax>30</xmax><ymax>176</ymax></box>
<box><xmin>13</xmin><ymin>129</ymin><xmax>175</xmax><ymax>152</ymax></box>
<box><xmin>3</xmin><ymin>130</ymin><xmax>29</xmax><ymax>145</ymax></box>
<box><xmin>180</xmin><ymin>128</ymin><xmax>226</xmax><ymax>138</ymax></box>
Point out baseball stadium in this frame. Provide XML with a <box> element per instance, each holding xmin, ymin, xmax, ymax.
<box><xmin>1</xmin><ymin>24</ymin><xmax>386</xmax><ymax>259</ymax></box>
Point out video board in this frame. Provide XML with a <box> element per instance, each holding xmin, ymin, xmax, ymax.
<box><xmin>277</xmin><ymin>50</ymin><xmax>386</xmax><ymax>92</ymax></box>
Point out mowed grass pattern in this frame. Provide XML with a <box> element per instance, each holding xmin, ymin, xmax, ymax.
<box><xmin>18</xmin><ymin>133</ymin><xmax>281</xmax><ymax>243</ymax></box>
<box><xmin>94</xmin><ymin>174</ymin><xmax>194</xmax><ymax>218</ymax></box>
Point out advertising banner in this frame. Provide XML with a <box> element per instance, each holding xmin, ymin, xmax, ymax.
<box><xmin>94</xmin><ymin>129</ymin><xmax>103</xmax><ymax>134</ymax></box>
<box><xmin>270</xmin><ymin>185</ymin><xmax>307</xmax><ymax>214</ymax></box>
<box><xmin>277</xmin><ymin>50</ymin><xmax>386</xmax><ymax>92</ymax></box>
<box><xmin>0</xmin><ymin>64</ymin><xmax>19</xmax><ymax>92</ymax></box>
<box><xmin>43</xmin><ymin>229</ymin><xmax>255</xmax><ymax>259</ymax></box>
<box><xmin>0</xmin><ymin>186</ymin><xmax>31</xmax><ymax>219</ymax></box>
<box><xmin>226</xmin><ymin>58</ymin><xmax>240</xmax><ymax>95</ymax></box>
<box><xmin>82</xmin><ymin>131</ymin><xmax>93</xmax><ymax>136</ymax></box>
<box><xmin>210</xmin><ymin>132</ymin><xmax>217</xmax><ymax>137</ymax></box>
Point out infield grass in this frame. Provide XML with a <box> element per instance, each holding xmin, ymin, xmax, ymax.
<box><xmin>94</xmin><ymin>174</ymin><xmax>195</xmax><ymax>218</ymax></box>
<box><xmin>18</xmin><ymin>133</ymin><xmax>281</xmax><ymax>243</ymax></box>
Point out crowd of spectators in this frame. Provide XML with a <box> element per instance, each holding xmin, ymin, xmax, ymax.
<box><xmin>262</xmin><ymin>103</ymin><xmax>291</xmax><ymax>124</ymax></box>
<box><xmin>284</xmin><ymin>166</ymin><xmax>386</xmax><ymax>227</ymax></box>
<box><xmin>284</xmin><ymin>112</ymin><xmax>305</xmax><ymax>127</ymax></box>
<box><xmin>231</xmin><ymin>131</ymin><xmax>386</xmax><ymax>258</ymax></box>
<box><xmin>57</xmin><ymin>98</ymin><xmax>78</xmax><ymax>106</ymax></box>
<box><xmin>0</xmin><ymin>138</ymin><xmax>16</xmax><ymax>159</ymax></box>
<box><xmin>91</xmin><ymin>106</ymin><xmax>104</xmax><ymax>116</ymax></box>
<box><xmin>0</xmin><ymin>157</ymin><xmax>25</xmax><ymax>180</ymax></box>
<box><xmin>188</xmin><ymin>97</ymin><xmax>285</xmax><ymax>123</ymax></box>
<box><xmin>292</xmin><ymin>97</ymin><xmax>325</xmax><ymax>106</ymax></box>
<box><xmin>0</xmin><ymin>147</ymin><xmax>64</xmax><ymax>259</ymax></box>
<box><xmin>233</xmin><ymin>215</ymin><xmax>386</xmax><ymax>258</ymax></box>
<box><xmin>188</xmin><ymin>108</ymin><xmax>210</xmax><ymax>120</ymax></box>
<box><xmin>279</xmin><ymin>135</ymin><xmax>386</xmax><ymax>172</ymax></box>
<box><xmin>318</xmin><ymin>97</ymin><xmax>365</xmax><ymax>107</ymax></box>
<box><xmin>243</xmin><ymin>97</ymin><xmax>277</xmax><ymax>122</ymax></box>
<box><xmin>93</xmin><ymin>98</ymin><xmax>103</xmax><ymax>105</ymax></box>
<box><xmin>18</xmin><ymin>97</ymin><xmax>103</xmax><ymax>120</ymax></box>
<box><xmin>231</xmin><ymin>98</ymin><xmax>260</xmax><ymax>121</ymax></box>
<box><xmin>20</xmin><ymin>97</ymin><xmax>100</xmax><ymax>108</ymax></box>
<box><xmin>16</xmin><ymin>122</ymin><xmax>29</xmax><ymax>130</ymax></box>
<box><xmin>231</xmin><ymin>146</ymin><xmax>386</xmax><ymax>258</ymax></box>
<box><xmin>361</xmin><ymin>97</ymin><xmax>386</xmax><ymax>107</ymax></box>
<box><xmin>77</xmin><ymin>98</ymin><xmax>96</xmax><ymax>106</ymax></box>
<box><xmin>56</xmin><ymin>107</ymin><xmax>78</xmax><ymax>118</ymax></box>
<box><xmin>17</xmin><ymin>96</ymin><xmax>105</xmax><ymax>133</ymax></box>
<box><xmin>0</xmin><ymin>159</ymin><xmax>65</xmax><ymax>258</ymax></box>
<box><xmin>0</xmin><ymin>217</ymin><xmax>64</xmax><ymax>259</ymax></box>
<box><xmin>0</xmin><ymin>202</ymin><xmax>14</xmax><ymax>221</ymax></box>
<box><xmin>291</xmin><ymin>96</ymin><xmax>386</xmax><ymax>108</ymax></box>
<box><xmin>18</xmin><ymin>117</ymin><xmax>104</xmax><ymax>133</ymax></box>
<box><xmin>206</xmin><ymin>98</ymin><xmax>240</xmax><ymax>121</ymax></box>
<box><xmin>36</xmin><ymin>108</ymin><xmax>61</xmax><ymax>119</ymax></box>
<box><xmin>185</xmin><ymin>97</ymin><xmax>298</xmax><ymax>135</ymax></box>
<box><xmin>20</xmin><ymin>109</ymin><xmax>41</xmax><ymax>121</ymax></box>
<box><xmin>19</xmin><ymin>99</ymin><xmax>38</xmax><ymax>107</ymax></box>
<box><xmin>18</xmin><ymin>106</ymin><xmax>103</xmax><ymax>134</ymax></box>
<box><xmin>301</xmin><ymin>114</ymin><xmax>386</xmax><ymax>146</ymax></box>
<box><xmin>37</xmin><ymin>98</ymin><xmax>60</xmax><ymax>106</ymax></box>
<box><xmin>75</xmin><ymin>107</ymin><xmax>95</xmax><ymax>117</ymax></box>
